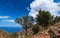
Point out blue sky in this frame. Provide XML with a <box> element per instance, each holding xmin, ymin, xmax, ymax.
<box><xmin>0</xmin><ymin>0</ymin><xmax>33</xmax><ymax>17</ymax></box>
<box><xmin>0</xmin><ymin>0</ymin><xmax>60</xmax><ymax>27</ymax></box>
<box><xmin>0</xmin><ymin>0</ymin><xmax>33</xmax><ymax>27</ymax></box>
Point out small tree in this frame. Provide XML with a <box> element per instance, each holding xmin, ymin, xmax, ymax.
<box><xmin>53</xmin><ymin>16</ymin><xmax>60</xmax><ymax>23</ymax></box>
<box><xmin>36</xmin><ymin>10</ymin><xmax>53</xmax><ymax>29</ymax></box>
<box><xmin>11</xmin><ymin>32</ymin><xmax>17</xmax><ymax>38</ymax></box>
<box><xmin>15</xmin><ymin>16</ymin><xmax>34</xmax><ymax>36</ymax></box>
<box><xmin>32</xmin><ymin>25</ymin><xmax>40</xmax><ymax>34</ymax></box>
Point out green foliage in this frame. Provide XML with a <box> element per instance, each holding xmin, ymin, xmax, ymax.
<box><xmin>49</xmin><ymin>16</ymin><xmax>60</xmax><ymax>25</ymax></box>
<box><xmin>32</xmin><ymin>25</ymin><xmax>40</xmax><ymax>34</ymax></box>
<box><xmin>36</xmin><ymin>10</ymin><xmax>53</xmax><ymax>28</ymax></box>
<box><xmin>15</xmin><ymin>16</ymin><xmax>34</xmax><ymax>35</ymax></box>
<box><xmin>15</xmin><ymin>10</ymin><xmax>60</xmax><ymax>37</ymax></box>
<box><xmin>53</xmin><ymin>16</ymin><xmax>60</xmax><ymax>24</ymax></box>
<box><xmin>11</xmin><ymin>32</ymin><xmax>17</xmax><ymax>38</ymax></box>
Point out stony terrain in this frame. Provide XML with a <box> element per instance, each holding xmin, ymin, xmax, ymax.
<box><xmin>0</xmin><ymin>22</ymin><xmax>60</xmax><ymax>38</ymax></box>
<box><xmin>0</xmin><ymin>30</ymin><xmax>11</xmax><ymax>38</ymax></box>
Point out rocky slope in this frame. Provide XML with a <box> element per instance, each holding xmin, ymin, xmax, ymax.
<box><xmin>0</xmin><ymin>22</ymin><xmax>60</xmax><ymax>38</ymax></box>
<box><xmin>0</xmin><ymin>30</ymin><xmax>11</xmax><ymax>38</ymax></box>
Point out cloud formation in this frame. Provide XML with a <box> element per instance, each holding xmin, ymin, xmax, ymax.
<box><xmin>0</xmin><ymin>22</ymin><xmax>22</xmax><ymax>27</ymax></box>
<box><xmin>0</xmin><ymin>19</ymin><xmax>22</xmax><ymax>27</ymax></box>
<box><xmin>2</xmin><ymin>20</ymin><xmax>15</xmax><ymax>22</ymax></box>
<box><xmin>29</xmin><ymin>0</ymin><xmax>60</xmax><ymax>18</ymax></box>
<box><xmin>0</xmin><ymin>16</ymin><xmax>10</xmax><ymax>19</ymax></box>
<box><xmin>0</xmin><ymin>16</ymin><xmax>22</xmax><ymax>27</ymax></box>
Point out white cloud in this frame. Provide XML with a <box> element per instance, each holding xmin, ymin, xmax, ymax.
<box><xmin>0</xmin><ymin>16</ymin><xmax>22</xmax><ymax>27</ymax></box>
<box><xmin>0</xmin><ymin>16</ymin><xmax>10</xmax><ymax>19</ymax></box>
<box><xmin>2</xmin><ymin>20</ymin><xmax>15</xmax><ymax>22</ymax></box>
<box><xmin>29</xmin><ymin>0</ymin><xmax>60</xmax><ymax>18</ymax></box>
<box><xmin>26</xmin><ymin>7</ymin><xmax>30</xmax><ymax>11</ymax></box>
<box><xmin>57</xmin><ymin>2</ymin><xmax>60</xmax><ymax>7</ymax></box>
<box><xmin>0</xmin><ymin>23</ymin><xmax>22</xmax><ymax>27</ymax></box>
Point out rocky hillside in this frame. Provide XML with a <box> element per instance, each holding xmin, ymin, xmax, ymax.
<box><xmin>0</xmin><ymin>30</ymin><xmax>11</xmax><ymax>38</ymax></box>
<box><xmin>31</xmin><ymin>22</ymin><xmax>60</xmax><ymax>38</ymax></box>
<box><xmin>0</xmin><ymin>22</ymin><xmax>60</xmax><ymax>38</ymax></box>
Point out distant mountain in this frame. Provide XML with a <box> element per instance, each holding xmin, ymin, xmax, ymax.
<box><xmin>0</xmin><ymin>27</ymin><xmax>23</xmax><ymax>33</ymax></box>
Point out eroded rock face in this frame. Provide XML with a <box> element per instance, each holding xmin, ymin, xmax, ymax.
<box><xmin>31</xmin><ymin>33</ymin><xmax>51</xmax><ymax>38</ymax></box>
<box><xmin>0</xmin><ymin>30</ymin><xmax>10</xmax><ymax>38</ymax></box>
<box><xmin>31</xmin><ymin>22</ymin><xmax>60</xmax><ymax>38</ymax></box>
<box><xmin>39</xmin><ymin>33</ymin><xmax>50</xmax><ymax>38</ymax></box>
<box><xmin>49</xmin><ymin>22</ymin><xmax>60</xmax><ymax>33</ymax></box>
